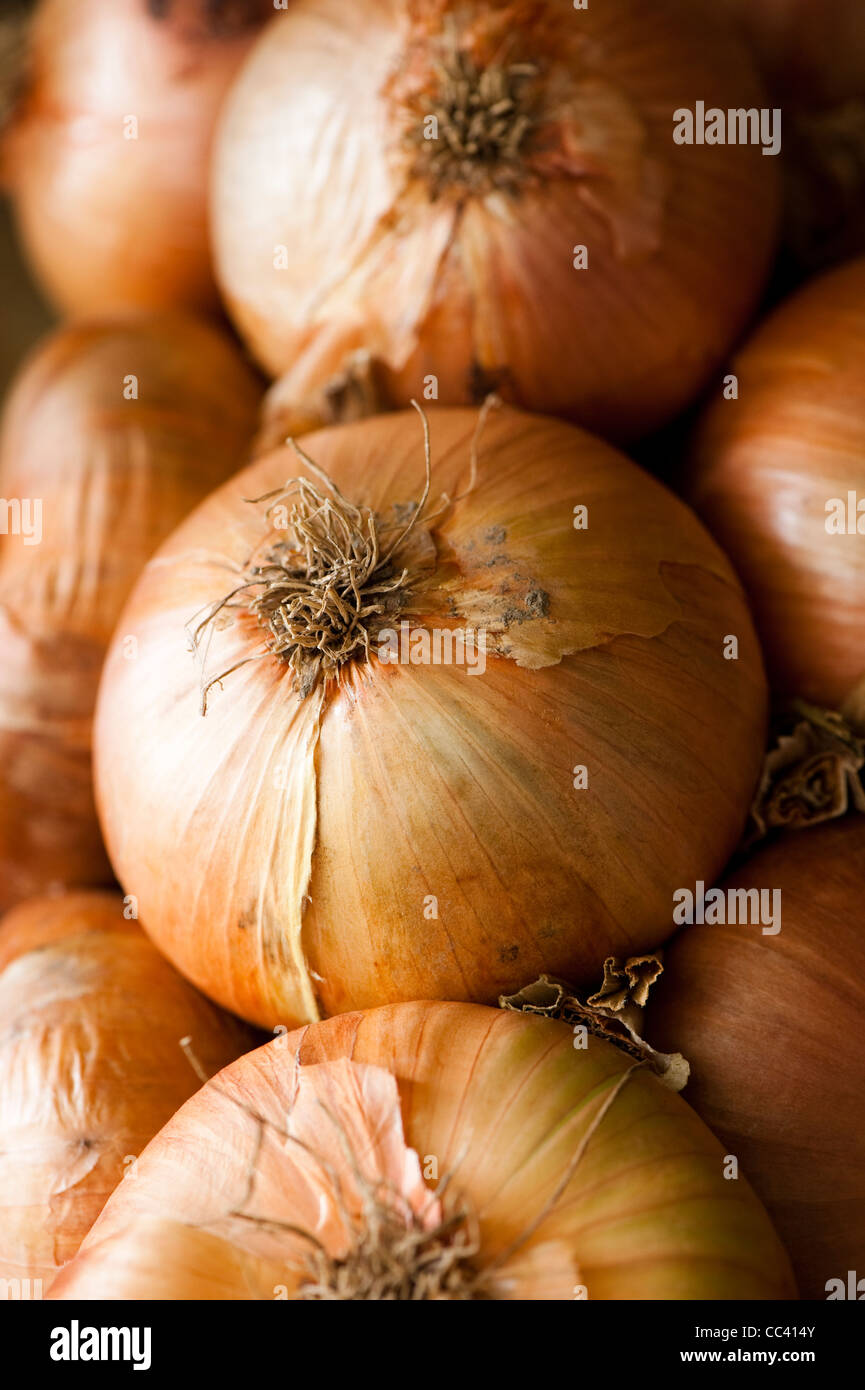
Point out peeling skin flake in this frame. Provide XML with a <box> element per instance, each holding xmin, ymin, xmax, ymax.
<box><xmin>500</xmin><ymin>957</ymin><xmax>690</xmax><ymax>1092</ymax></box>
<box><xmin>747</xmin><ymin>698</ymin><xmax>865</xmax><ymax>846</ymax></box>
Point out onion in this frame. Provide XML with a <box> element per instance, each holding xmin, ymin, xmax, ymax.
<box><xmin>2</xmin><ymin>0</ymin><xmax>268</xmax><ymax>315</ymax></box>
<box><xmin>213</xmin><ymin>0</ymin><xmax>779</xmax><ymax>444</ymax></box>
<box><xmin>687</xmin><ymin>256</ymin><xmax>865</xmax><ymax>709</ymax></box>
<box><xmin>713</xmin><ymin>0</ymin><xmax>865</xmax><ymax>106</ymax></box>
<box><xmin>0</xmin><ymin>890</ymin><xmax>257</xmax><ymax>1293</ymax></box>
<box><xmin>49</xmin><ymin>1001</ymin><xmax>795</xmax><ymax>1300</ymax></box>
<box><xmin>710</xmin><ymin>1</ymin><xmax>865</xmax><ymax>266</ymax></box>
<box><xmin>94</xmin><ymin>406</ymin><xmax>767</xmax><ymax>1030</ymax></box>
<box><xmin>0</xmin><ymin>312</ymin><xmax>261</xmax><ymax>911</ymax></box>
<box><xmin>645</xmin><ymin>818</ymin><xmax>865</xmax><ymax>1301</ymax></box>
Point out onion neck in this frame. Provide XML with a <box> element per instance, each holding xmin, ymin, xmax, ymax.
<box><xmin>402</xmin><ymin>45</ymin><xmax>541</xmax><ymax>198</ymax></box>
<box><xmin>191</xmin><ymin>431</ymin><xmax>435</xmax><ymax>707</ymax></box>
<box><xmin>298</xmin><ymin>1205</ymin><xmax>485</xmax><ymax>1301</ymax></box>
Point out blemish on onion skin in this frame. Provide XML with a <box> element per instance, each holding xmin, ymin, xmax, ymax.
<box><xmin>499</xmin><ymin>944</ymin><xmax>520</xmax><ymax>964</ymax></box>
<box><xmin>525</xmin><ymin>589</ymin><xmax>550</xmax><ymax>617</ymax></box>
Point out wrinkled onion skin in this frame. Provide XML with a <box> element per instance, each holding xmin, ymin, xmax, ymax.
<box><xmin>0</xmin><ymin>313</ymin><xmax>261</xmax><ymax>911</ymax></box>
<box><xmin>3</xmin><ymin>0</ymin><xmax>267</xmax><ymax>315</ymax></box>
<box><xmin>647</xmin><ymin>819</ymin><xmax>865</xmax><ymax>1301</ymax></box>
<box><xmin>95</xmin><ymin>407</ymin><xmax>767</xmax><ymax>1030</ymax></box>
<box><xmin>0</xmin><ymin>891</ymin><xmax>257</xmax><ymax>1292</ymax></box>
<box><xmin>687</xmin><ymin>257</ymin><xmax>865</xmax><ymax>708</ymax></box>
<box><xmin>50</xmin><ymin>1002</ymin><xmax>795</xmax><ymax>1300</ymax></box>
<box><xmin>213</xmin><ymin>0</ymin><xmax>779</xmax><ymax>443</ymax></box>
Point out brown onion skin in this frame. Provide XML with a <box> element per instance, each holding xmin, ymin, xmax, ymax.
<box><xmin>713</xmin><ymin>0</ymin><xmax>865</xmax><ymax>107</ymax></box>
<box><xmin>646</xmin><ymin>819</ymin><xmax>865</xmax><ymax>1301</ymax></box>
<box><xmin>0</xmin><ymin>890</ymin><xmax>257</xmax><ymax>1292</ymax></box>
<box><xmin>709</xmin><ymin>2</ymin><xmax>865</xmax><ymax>270</ymax></box>
<box><xmin>50</xmin><ymin>1002</ymin><xmax>796</xmax><ymax>1300</ymax></box>
<box><xmin>687</xmin><ymin>257</ymin><xmax>865</xmax><ymax>709</ymax></box>
<box><xmin>0</xmin><ymin>313</ymin><xmax>261</xmax><ymax>911</ymax></box>
<box><xmin>213</xmin><ymin>0</ymin><xmax>779</xmax><ymax>444</ymax></box>
<box><xmin>95</xmin><ymin>407</ymin><xmax>768</xmax><ymax>1030</ymax></box>
<box><xmin>2</xmin><ymin>0</ymin><xmax>269</xmax><ymax>315</ymax></box>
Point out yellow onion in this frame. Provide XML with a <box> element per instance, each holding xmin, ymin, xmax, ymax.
<box><xmin>94</xmin><ymin>406</ymin><xmax>767</xmax><ymax>1030</ymax></box>
<box><xmin>213</xmin><ymin>0</ymin><xmax>779</xmax><ymax>444</ymax></box>
<box><xmin>0</xmin><ymin>890</ymin><xmax>257</xmax><ymax>1294</ymax></box>
<box><xmin>687</xmin><ymin>257</ymin><xmax>865</xmax><ymax>709</ymax></box>
<box><xmin>0</xmin><ymin>313</ymin><xmax>261</xmax><ymax>911</ymax></box>
<box><xmin>646</xmin><ymin>818</ymin><xmax>865</xmax><ymax>1301</ymax></box>
<box><xmin>2</xmin><ymin>0</ymin><xmax>268</xmax><ymax>315</ymax></box>
<box><xmin>49</xmin><ymin>1001</ymin><xmax>795</xmax><ymax>1300</ymax></box>
<box><xmin>713</xmin><ymin>0</ymin><xmax>865</xmax><ymax>107</ymax></box>
<box><xmin>710</xmin><ymin>1</ymin><xmax>865</xmax><ymax>266</ymax></box>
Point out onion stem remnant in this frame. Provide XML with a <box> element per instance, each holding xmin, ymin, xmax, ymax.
<box><xmin>404</xmin><ymin>44</ymin><xmax>540</xmax><ymax>197</ymax></box>
<box><xmin>190</xmin><ymin>400</ymin><xmax>498</xmax><ymax>710</ymax></box>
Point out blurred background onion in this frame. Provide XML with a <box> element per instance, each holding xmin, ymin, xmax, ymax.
<box><xmin>0</xmin><ymin>890</ymin><xmax>257</xmax><ymax>1292</ymax></box>
<box><xmin>214</xmin><ymin>0</ymin><xmax>779</xmax><ymax>445</ymax></box>
<box><xmin>1</xmin><ymin>0</ymin><xmax>269</xmax><ymax>316</ymax></box>
<box><xmin>0</xmin><ymin>312</ymin><xmax>261</xmax><ymax>910</ymax></box>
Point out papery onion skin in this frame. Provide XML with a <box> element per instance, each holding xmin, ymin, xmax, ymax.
<box><xmin>646</xmin><ymin>819</ymin><xmax>865</xmax><ymax>1301</ymax></box>
<box><xmin>687</xmin><ymin>257</ymin><xmax>865</xmax><ymax>709</ymax></box>
<box><xmin>0</xmin><ymin>313</ymin><xmax>261</xmax><ymax>910</ymax></box>
<box><xmin>49</xmin><ymin>1001</ymin><xmax>796</xmax><ymax>1301</ymax></box>
<box><xmin>95</xmin><ymin>406</ymin><xmax>767</xmax><ymax>1030</ymax></box>
<box><xmin>2</xmin><ymin>0</ymin><xmax>268</xmax><ymax>315</ymax></box>
<box><xmin>213</xmin><ymin>0</ymin><xmax>779</xmax><ymax>444</ymax></box>
<box><xmin>0</xmin><ymin>890</ymin><xmax>257</xmax><ymax>1292</ymax></box>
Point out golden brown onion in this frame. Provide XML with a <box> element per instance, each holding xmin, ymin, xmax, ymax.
<box><xmin>49</xmin><ymin>1002</ymin><xmax>795</xmax><ymax>1300</ymax></box>
<box><xmin>95</xmin><ymin>406</ymin><xmax>767</xmax><ymax>1029</ymax></box>
<box><xmin>713</xmin><ymin>0</ymin><xmax>865</xmax><ymax>106</ymax></box>
<box><xmin>0</xmin><ymin>890</ymin><xmax>257</xmax><ymax>1293</ymax></box>
<box><xmin>2</xmin><ymin>0</ymin><xmax>268</xmax><ymax>315</ymax></box>
<box><xmin>213</xmin><ymin>0</ymin><xmax>779</xmax><ymax>444</ymax></box>
<box><xmin>0</xmin><ymin>313</ymin><xmax>261</xmax><ymax>910</ymax></box>
<box><xmin>710</xmin><ymin>1</ymin><xmax>865</xmax><ymax>266</ymax></box>
<box><xmin>687</xmin><ymin>257</ymin><xmax>865</xmax><ymax>709</ymax></box>
<box><xmin>646</xmin><ymin>818</ymin><xmax>865</xmax><ymax>1301</ymax></box>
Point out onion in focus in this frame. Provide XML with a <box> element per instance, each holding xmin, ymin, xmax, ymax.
<box><xmin>2</xmin><ymin>0</ymin><xmax>268</xmax><ymax>315</ymax></box>
<box><xmin>0</xmin><ymin>312</ymin><xmax>261</xmax><ymax>910</ymax></box>
<box><xmin>687</xmin><ymin>257</ymin><xmax>865</xmax><ymax>709</ymax></box>
<box><xmin>213</xmin><ymin>0</ymin><xmax>779</xmax><ymax>444</ymax></box>
<box><xmin>646</xmin><ymin>819</ymin><xmax>865</xmax><ymax>1300</ymax></box>
<box><xmin>94</xmin><ymin>406</ymin><xmax>767</xmax><ymax>1029</ymax></box>
<box><xmin>0</xmin><ymin>890</ymin><xmax>257</xmax><ymax>1293</ymax></box>
<box><xmin>49</xmin><ymin>1001</ymin><xmax>795</xmax><ymax>1300</ymax></box>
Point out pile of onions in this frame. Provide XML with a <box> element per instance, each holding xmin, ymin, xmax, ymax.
<box><xmin>1</xmin><ymin>0</ymin><xmax>269</xmax><ymax>315</ymax></box>
<box><xmin>94</xmin><ymin>406</ymin><xmax>767</xmax><ymax>1030</ymax></box>
<box><xmin>646</xmin><ymin>819</ymin><xmax>865</xmax><ymax>1301</ymax></box>
<box><xmin>0</xmin><ymin>890</ymin><xmax>256</xmax><ymax>1293</ymax></box>
<box><xmin>49</xmin><ymin>1001</ymin><xmax>795</xmax><ymax>1300</ymax></box>
<box><xmin>687</xmin><ymin>256</ymin><xmax>865</xmax><ymax>709</ymax></box>
<box><xmin>212</xmin><ymin>0</ymin><xmax>779</xmax><ymax>444</ymax></box>
<box><xmin>0</xmin><ymin>312</ymin><xmax>261</xmax><ymax>910</ymax></box>
<box><xmin>711</xmin><ymin>0</ymin><xmax>865</xmax><ymax>266</ymax></box>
